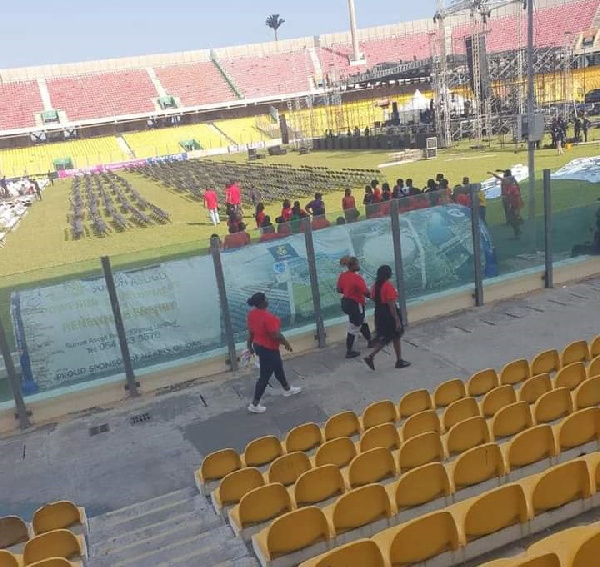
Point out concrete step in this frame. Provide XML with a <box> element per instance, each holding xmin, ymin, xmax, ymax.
<box><xmin>214</xmin><ymin>555</ymin><xmax>261</xmax><ymax>567</ymax></box>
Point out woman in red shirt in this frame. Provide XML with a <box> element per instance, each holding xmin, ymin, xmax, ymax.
<box><xmin>255</xmin><ymin>203</ymin><xmax>266</xmax><ymax>228</ymax></box>
<box><xmin>246</xmin><ymin>292</ymin><xmax>302</xmax><ymax>413</ymax></box>
<box><xmin>337</xmin><ymin>256</ymin><xmax>372</xmax><ymax>359</ymax></box>
<box><xmin>280</xmin><ymin>199</ymin><xmax>293</xmax><ymax>223</ymax></box>
<box><xmin>342</xmin><ymin>188</ymin><xmax>359</xmax><ymax>222</ymax></box>
<box><xmin>364</xmin><ymin>265</ymin><xmax>410</xmax><ymax>370</ymax></box>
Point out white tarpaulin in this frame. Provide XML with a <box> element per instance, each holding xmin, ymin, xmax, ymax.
<box><xmin>480</xmin><ymin>164</ymin><xmax>529</xmax><ymax>200</ymax></box>
<box><xmin>551</xmin><ymin>156</ymin><xmax>600</xmax><ymax>183</ymax></box>
<box><xmin>399</xmin><ymin>89</ymin><xmax>431</xmax><ymax>112</ymax></box>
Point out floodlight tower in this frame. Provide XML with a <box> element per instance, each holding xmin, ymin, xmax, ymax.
<box><xmin>348</xmin><ymin>0</ymin><xmax>366</xmax><ymax>65</ymax></box>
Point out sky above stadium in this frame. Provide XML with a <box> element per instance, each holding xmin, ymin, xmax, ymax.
<box><xmin>3</xmin><ymin>0</ymin><xmax>437</xmax><ymax>68</ymax></box>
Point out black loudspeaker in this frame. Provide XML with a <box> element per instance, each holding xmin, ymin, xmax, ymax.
<box><xmin>279</xmin><ymin>115</ymin><xmax>289</xmax><ymax>145</ymax></box>
<box><xmin>465</xmin><ymin>35</ymin><xmax>491</xmax><ymax>100</ymax></box>
<box><xmin>299</xmin><ymin>146</ymin><xmax>310</xmax><ymax>155</ymax></box>
<box><xmin>268</xmin><ymin>145</ymin><xmax>286</xmax><ymax>156</ymax></box>
<box><xmin>248</xmin><ymin>148</ymin><xmax>257</xmax><ymax>160</ymax></box>
<box><xmin>391</xmin><ymin>102</ymin><xmax>400</xmax><ymax>125</ymax></box>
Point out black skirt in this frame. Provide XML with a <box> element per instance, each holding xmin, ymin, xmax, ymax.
<box><xmin>374</xmin><ymin>303</ymin><xmax>403</xmax><ymax>345</ymax></box>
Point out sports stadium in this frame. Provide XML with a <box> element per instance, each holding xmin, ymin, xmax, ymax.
<box><xmin>2</xmin><ymin>0</ymin><xmax>600</xmax><ymax>565</ymax></box>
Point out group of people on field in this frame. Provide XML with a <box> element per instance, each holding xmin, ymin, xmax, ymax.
<box><xmin>245</xmin><ymin>256</ymin><xmax>408</xmax><ymax>414</ymax></box>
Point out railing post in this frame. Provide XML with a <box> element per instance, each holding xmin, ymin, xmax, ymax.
<box><xmin>210</xmin><ymin>238</ymin><xmax>239</xmax><ymax>371</ymax></box>
<box><xmin>543</xmin><ymin>169</ymin><xmax>554</xmax><ymax>289</ymax></box>
<box><xmin>0</xmin><ymin>313</ymin><xmax>31</xmax><ymax>429</ymax></box>
<box><xmin>470</xmin><ymin>184</ymin><xmax>484</xmax><ymax>307</ymax></box>
<box><xmin>390</xmin><ymin>200</ymin><xmax>409</xmax><ymax>326</ymax></box>
<box><xmin>304</xmin><ymin>223</ymin><xmax>327</xmax><ymax>348</ymax></box>
<box><xmin>101</xmin><ymin>256</ymin><xmax>139</xmax><ymax>396</ymax></box>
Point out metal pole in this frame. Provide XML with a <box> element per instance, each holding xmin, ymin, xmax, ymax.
<box><xmin>527</xmin><ymin>0</ymin><xmax>536</xmax><ymax>220</ymax></box>
<box><xmin>543</xmin><ymin>169</ymin><xmax>554</xmax><ymax>289</ymax></box>
<box><xmin>101</xmin><ymin>256</ymin><xmax>139</xmax><ymax>396</ymax></box>
<box><xmin>0</xmin><ymin>314</ymin><xmax>30</xmax><ymax>429</ymax></box>
<box><xmin>209</xmin><ymin>238</ymin><xmax>239</xmax><ymax>371</ymax></box>
<box><xmin>347</xmin><ymin>0</ymin><xmax>362</xmax><ymax>64</ymax></box>
<box><xmin>304</xmin><ymin>223</ymin><xmax>327</xmax><ymax>348</ymax></box>
<box><xmin>470</xmin><ymin>184</ymin><xmax>484</xmax><ymax>307</ymax></box>
<box><xmin>390</xmin><ymin>199</ymin><xmax>409</xmax><ymax>326</ymax></box>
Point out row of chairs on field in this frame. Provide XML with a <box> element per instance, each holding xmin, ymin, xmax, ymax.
<box><xmin>295</xmin><ymin>520</ymin><xmax>600</xmax><ymax>567</ymax></box>
<box><xmin>226</xmin><ymin>406</ymin><xmax>600</xmax><ymax>543</ymax></box>
<box><xmin>251</xmin><ymin>453</ymin><xmax>600</xmax><ymax>567</ymax></box>
<box><xmin>197</xmin><ymin>355</ymin><xmax>600</xmax><ymax>497</ymax></box>
<box><xmin>0</xmin><ymin>502</ymin><xmax>87</xmax><ymax>554</ymax></box>
<box><xmin>214</xmin><ymin>404</ymin><xmax>599</xmax><ymax>531</ymax></box>
<box><xmin>0</xmin><ymin>529</ymin><xmax>86</xmax><ymax>567</ymax></box>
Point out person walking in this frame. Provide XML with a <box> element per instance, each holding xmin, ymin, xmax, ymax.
<box><xmin>203</xmin><ymin>188</ymin><xmax>220</xmax><ymax>226</ymax></box>
<box><xmin>337</xmin><ymin>256</ymin><xmax>372</xmax><ymax>359</ymax></box>
<box><xmin>246</xmin><ymin>292</ymin><xmax>302</xmax><ymax>413</ymax></box>
<box><xmin>583</xmin><ymin>116</ymin><xmax>591</xmax><ymax>142</ymax></box>
<box><xmin>488</xmin><ymin>169</ymin><xmax>515</xmax><ymax>225</ymax></box>
<box><xmin>364</xmin><ymin>265</ymin><xmax>410</xmax><ymax>370</ymax></box>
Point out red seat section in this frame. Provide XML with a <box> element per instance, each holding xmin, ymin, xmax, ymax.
<box><xmin>452</xmin><ymin>0</ymin><xmax>599</xmax><ymax>53</ymax></box>
<box><xmin>154</xmin><ymin>62</ymin><xmax>237</xmax><ymax>107</ymax></box>
<box><xmin>0</xmin><ymin>81</ymin><xmax>44</xmax><ymax>131</ymax></box>
<box><xmin>47</xmin><ymin>70</ymin><xmax>158</xmax><ymax>121</ymax></box>
<box><xmin>220</xmin><ymin>50</ymin><xmax>313</xmax><ymax>98</ymax></box>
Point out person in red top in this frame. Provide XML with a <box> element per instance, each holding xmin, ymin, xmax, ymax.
<box><xmin>506</xmin><ymin>182</ymin><xmax>524</xmax><ymax>238</ymax></box>
<box><xmin>364</xmin><ymin>265</ymin><xmax>410</xmax><ymax>370</ymax></box>
<box><xmin>342</xmin><ymin>188</ymin><xmax>359</xmax><ymax>222</ymax></box>
<box><xmin>223</xmin><ymin>223</ymin><xmax>251</xmax><ymax>249</ymax></box>
<box><xmin>255</xmin><ymin>203</ymin><xmax>266</xmax><ymax>228</ymax></box>
<box><xmin>280</xmin><ymin>199</ymin><xmax>293</xmax><ymax>223</ymax></box>
<box><xmin>203</xmin><ymin>188</ymin><xmax>220</xmax><ymax>226</ymax></box>
<box><xmin>371</xmin><ymin>180</ymin><xmax>382</xmax><ymax>203</ymax></box>
<box><xmin>246</xmin><ymin>292</ymin><xmax>302</xmax><ymax>413</ymax></box>
<box><xmin>225</xmin><ymin>181</ymin><xmax>242</xmax><ymax>213</ymax></box>
<box><xmin>337</xmin><ymin>256</ymin><xmax>373</xmax><ymax>359</ymax></box>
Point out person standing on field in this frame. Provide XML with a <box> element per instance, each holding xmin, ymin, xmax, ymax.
<box><xmin>203</xmin><ymin>188</ymin><xmax>220</xmax><ymax>226</ymax></box>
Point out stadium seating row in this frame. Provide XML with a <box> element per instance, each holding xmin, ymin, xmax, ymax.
<box><xmin>251</xmin><ymin>453</ymin><xmax>600</xmax><ymax>567</ymax></box>
<box><xmin>196</xmin><ymin>338</ymin><xmax>600</xmax><ymax>495</ymax></box>
<box><xmin>227</xmin><ymin>406</ymin><xmax>599</xmax><ymax>541</ymax></box>
<box><xmin>296</xmin><ymin>521</ymin><xmax>600</xmax><ymax>567</ymax></box>
<box><xmin>0</xmin><ymin>529</ymin><xmax>85</xmax><ymax>567</ymax></box>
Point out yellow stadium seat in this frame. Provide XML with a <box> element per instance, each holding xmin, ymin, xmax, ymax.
<box><xmin>442</xmin><ymin>397</ymin><xmax>480</xmax><ymax>431</ymax></box>
<box><xmin>27</xmin><ymin>559</ymin><xmax>76</xmax><ymax>567</ymax></box>
<box><xmin>533</xmin><ymin>388</ymin><xmax>573</xmax><ymax>425</ymax></box>
<box><xmin>229</xmin><ymin>483</ymin><xmax>293</xmax><ymax>540</ymax></box>
<box><xmin>0</xmin><ymin>551</ymin><xmax>19</xmax><ymax>567</ymax></box>
<box><xmin>500</xmin><ymin>359</ymin><xmax>531</xmax><ymax>386</ymax></box>
<box><xmin>252</xmin><ymin>507</ymin><xmax>332</xmax><ymax>567</ymax></box>
<box><xmin>574</xmin><ymin>375</ymin><xmax>600</xmax><ymax>410</ymax></box>
<box><xmin>531</xmin><ymin>349</ymin><xmax>561</xmax><ymax>376</ymax></box>
<box><xmin>590</xmin><ymin>335</ymin><xmax>600</xmax><ymax>359</ymax></box>
<box><xmin>196</xmin><ymin>448</ymin><xmax>241</xmax><ymax>494</ymax></box>
<box><xmin>561</xmin><ymin>340</ymin><xmax>590</xmax><ymax>366</ymax></box>
<box><xmin>323</xmin><ymin>411</ymin><xmax>360</xmax><ymax>441</ymax></box>
<box><xmin>400</xmin><ymin>409</ymin><xmax>441</xmax><ymax>441</ymax></box>
<box><xmin>359</xmin><ymin>423</ymin><xmax>401</xmax><ymax>453</ymax></box>
<box><xmin>522</xmin><ymin>460</ymin><xmax>591</xmax><ymax>530</ymax></box>
<box><xmin>587</xmin><ymin>355</ymin><xmax>600</xmax><ymax>379</ymax></box>
<box><xmin>450</xmin><ymin>443</ymin><xmax>506</xmax><ymax>493</ymax></box>
<box><xmin>467</xmin><ymin>368</ymin><xmax>499</xmax><ymax>398</ymax></box>
<box><xmin>32</xmin><ymin>502</ymin><xmax>86</xmax><ymax>537</ymax></box>
<box><xmin>243</xmin><ymin>436</ymin><xmax>283</xmax><ymax>468</ymax></box>
<box><xmin>433</xmin><ymin>379</ymin><xmax>466</xmax><ymax>409</ymax></box>
<box><xmin>397</xmin><ymin>389</ymin><xmax>432</xmax><ymax>420</ymax></box>
<box><xmin>211</xmin><ymin>467</ymin><xmax>265</xmax><ymax>514</ymax></box>
<box><xmin>294</xmin><ymin>465</ymin><xmax>345</xmax><ymax>507</ymax></box>
<box><xmin>449</xmin><ymin>484</ymin><xmax>529</xmax><ymax>554</ymax></box>
<box><xmin>444</xmin><ymin>416</ymin><xmax>491</xmax><ymax>457</ymax></box>
<box><xmin>345</xmin><ymin>447</ymin><xmax>397</xmax><ymax>488</ymax></box>
<box><xmin>572</xmin><ymin>530</ymin><xmax>600</xmax><ymax>567</ymax></box>
<box><xmin>502</xmin><ymin>425</ymin><xmax>557</xmax><ymax>479</ymax></box>
<box><xmin>388</xmin><ymin>462</ymin><xmax>452</xmax><ymax>519</ymax></box>
<box><xmin>491</xmin><ymin>401</ymin><xmax>533</xmax><ymax>440</ymax></box>
<box><xmin>553</xmin><ymin>362</ymin><xmax>587</xmax><ymax>391</ymax></box>
<box><xmin>481</xmin><ymin>385</ymin><xmax>517</xmax><ymax>418</ymax></box>
<box><xmin>480</xmin><ymin>553</ymin><xmax>561</xmax><ymax>567</ymax></box>
<box><xmin>314</xmin><ymin>437</ymin><xmax>356</xmax><ymax>469</ymax></box>
<box><xmin>0</xmin><ymin>516</ymin><xmax>29</xmax><ymax>551</ymax></box>
<box><xmin>360</xmin><ymin>400</ymin><xmax>397</xmax><ymax>431</ymax></box>
<box><xmin>23</xmin><ymin>530</ymin><xmax>84</xmax><ymax>566</ymax></box>
<box><xmin>285</xmin><ymin>423</ymin><xmax>323</xmax><ymax>454</ymax></box>
<box><xmin>267</xmin><ymin>452</ymin><xmax>312</xmax><ymax>487</ymax></box>
<box><xmin>398</xmin><ymin>431</ymin><xmax>445</xmax><ymax>473</ymax></box>
<box><xmin>554</xmin><ymin>407</ymin><xmax>600</xmax><ymax>458</ymax></box>
<box><xmin>518</xmin><ymin>374</ymin><xmax>552</xmax><ymax>405</ymax></box>
<box><xmin>528</xmin><ymin>525</ymin><xmax>597</xmax><ymax>566</ymax></box>
<box><xmin>372</xmin><ymin>510</ymin><xmax>461</xmax><ymax>566</ymax></box>
<box><xmin>323</xmin><ymin>484</ymin><xmax>392</xmax><ymax>542</ymax></box>
<box><xmin>298</xmin><ymin>539</ymin><xmax>385</xmax><ymax>567</ymax></box>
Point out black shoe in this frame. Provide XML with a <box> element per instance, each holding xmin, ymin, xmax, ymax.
<box><xmin>346</xmin><ymin>351</ymin><xmax>360</xmax><ymax>359</ymax></box>
<box><xmin>364</xmin><ymin>356</ymin><xmax>375</xmax><ymax>371</ymax></box>
<box><xmin>395</xmin><ymin>359</ymin><xmax>411</xmax><ymax>369</ymax></box>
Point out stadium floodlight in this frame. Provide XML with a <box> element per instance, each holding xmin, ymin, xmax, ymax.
<box><xmin>347</xmin><ymin>0</ymin><xmax>366</xmax><ymax>65</ymax></box>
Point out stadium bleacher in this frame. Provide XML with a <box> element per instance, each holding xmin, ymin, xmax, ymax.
<box><xmin>0</xmin><ymin>81</ymin><xmax>44</xmax><ymax>131</ymax></box>
<box><xmin>214</xmin><ymin>117</ymin><xmax>271</xmax><ymax>145</ymax></box>
<box><xmin>195</xmin><ymin>337</ymin><xmax>600</xmax><ymax>567</ymax></box>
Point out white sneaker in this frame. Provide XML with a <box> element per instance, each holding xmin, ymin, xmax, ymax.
<box><xmin>283</xmin><ymin>386</ymin><xmax>302</xmax><ymax>397</ymax></box>
<box><xmin>247</xmin><ymin>403</ymin><xmax>266</xmax><ymax>414</ymax></box>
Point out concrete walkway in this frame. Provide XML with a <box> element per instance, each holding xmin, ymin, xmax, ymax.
<box><xmin>1</xmin><ymin>275</ymin><xmax>600</xmax><ymax>519</ymax></box>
